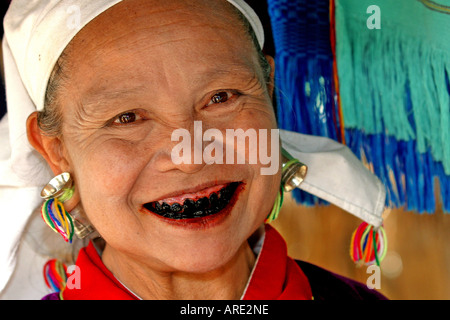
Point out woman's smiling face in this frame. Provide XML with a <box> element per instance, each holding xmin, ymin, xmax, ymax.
<box><xmin>54</xmin><ymin>0</ymin><xmax>280</xmax><ymax>273</ymax></box>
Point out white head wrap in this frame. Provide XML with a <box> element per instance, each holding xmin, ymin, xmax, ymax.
<box><xmin>0</xmin><ymin>0</ymin><xmax>385</xmax><ymax>297</ymax></box>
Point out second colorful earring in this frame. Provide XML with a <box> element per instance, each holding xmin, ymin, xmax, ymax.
<box><xmin>266</xmin><ymin>148</ymin><xmax>308</xmax><ymax>223</ymax></box>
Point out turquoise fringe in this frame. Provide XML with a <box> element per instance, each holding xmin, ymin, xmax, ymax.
<box><xmin>335</xmin><ymin>0</ymin><xmax>450</xmax><ymax>175</ymax></box>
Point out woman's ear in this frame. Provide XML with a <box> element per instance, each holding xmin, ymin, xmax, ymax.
<box><xmin>26</xmin><ymin>111</ymin><xmax>69</xmax><ymax>175</ymax></box>
<box><xmin>265</xmin><ymin>54</ymin><xmax>275</xmax><ymax>99</ymax></box>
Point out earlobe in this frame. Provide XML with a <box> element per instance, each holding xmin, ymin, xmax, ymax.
<box><xmin>26</xmin><ymin>111</ymin><xmax>68</xmax><ymax>175</ymax></box>
<box><xmin>264</xmin><ymin>54</ymin><xmax>276</xmax><ymax>99</ymax></box>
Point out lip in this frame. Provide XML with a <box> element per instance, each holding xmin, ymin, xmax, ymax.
<box><xmin>156</xmin><ymin>183</ymin><xmax>228</xmax><ymax>205</ymax></box>
<box><xmin>151</xmin><ymin>180</ymin><xmax>236</xmax><ymax>203</ymax></box>
<box><xmin>141</xmin><ymin>181</ymin><xmax>245</xmax><ymax>230</ymax></box>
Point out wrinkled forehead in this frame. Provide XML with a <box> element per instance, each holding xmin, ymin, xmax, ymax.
<box><xmin>76</xmin><ymin>1</ymin><xmax>251</xmax><ymax>52</ymax></box>
<box><xmin>58</xmin><ymin>0</ymin><xmax>263</xmax><ymax>98</ymax></box>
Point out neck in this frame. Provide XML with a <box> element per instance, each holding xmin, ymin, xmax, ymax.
<box><xmin>101</xmin><ymin>241</ymin><xmax>256</xmax><ymax>300</ymax></box>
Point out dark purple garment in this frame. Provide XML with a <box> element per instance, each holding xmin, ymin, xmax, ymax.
<box><xmin>295</xmin><ymin>260</ymin><xmax>388</xmax><ymax>300</ymax></box>
<box><xmin>41</xmin><ymin>260</ymin><xmax>387</xmax><ymax>300</ymax></box>
<box><xmin>42</xmin><ymin>292</ymin><xmax>60</xmax><ymax>300</ymax></box>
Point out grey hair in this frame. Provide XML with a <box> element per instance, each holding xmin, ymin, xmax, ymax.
<box><xmin>38</xmin><ymin>5</ymin><xmax>271</xmax><ymax>136</ymax></box>
<box><xmin>38</xmin><ymin>50</ymin><xmax>68</xmax><ymax>137</ymax></box>
<box><xmin>230</xmin><ymin>6</ymin><xmax>271</xmax><ymax>83</ymax></box>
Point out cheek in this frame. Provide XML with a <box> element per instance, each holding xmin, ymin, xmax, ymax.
<box><xmin>78</xmin><ymin>141</ymin><xmax>141</xmax><ymax>191</ymax></box>
<box><xmin>66</xmin><ymin>138</ymin><xmax>149</xmax><ymax>218</ymax></box>
<box><xmin>66</xmin><ymin>138</ymin><xmax>154</xmax><ymax>243</ymax></box>
<box><xmin>246</xmin><ymin>164</ymin><xmax>281</xmax><ymax>225</ymax></box>
<box><xmin>221</xmin><ymin>106</ymin><xmax>281</xmax><ymax>224</ymax></box>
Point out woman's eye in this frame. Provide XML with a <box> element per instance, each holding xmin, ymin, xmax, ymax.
<box><xmin>206</xmin><ymin>91</ymin><xmax>234</xmax><ymax>106</ymax></box>
<box><xmin>112</xmin><ymin>111</ymin><xmax>140</xmax><ymax>125</ymax></box>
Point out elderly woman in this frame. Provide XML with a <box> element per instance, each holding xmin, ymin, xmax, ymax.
<box><xmin>1</xmin><ymin>0</ymin><xmax>387</xmax><ymax>300</ymax></box>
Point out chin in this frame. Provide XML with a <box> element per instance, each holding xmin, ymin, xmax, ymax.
<box><xmin>151</xmin><ymin>237</ymin><xmax>243</xmax><ymax>274</ymax></box>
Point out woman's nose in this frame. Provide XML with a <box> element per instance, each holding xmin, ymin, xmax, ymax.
<box><xmin>151</xmin><ymin>148</ymin><xmax>207</xmax><ymax>174</ymax></box>
<box><xmin>149</xmin><ymin>121</ymin><xmax>209</xmax><ymax>174</ymax></box>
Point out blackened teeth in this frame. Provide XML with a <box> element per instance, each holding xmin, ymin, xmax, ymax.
<box><xmin>144</xmin><ymin>182</ymin><xmax>240</xmax><ymax>219</ymax></box>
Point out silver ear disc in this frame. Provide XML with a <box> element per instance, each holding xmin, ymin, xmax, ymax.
<box><xmin>70</xmin><ymin>205</ymin><xmax>97</xmax><ymax>239</ymax></box>
<box><xmin>281</xmin><ymin>149</ymin><xmax>307</xmax><ymax>192</ymax></box>
<box><xmin>40</xmin><ymin>172</ymin><xmax>73</xmax><ymax>200</ymax></box>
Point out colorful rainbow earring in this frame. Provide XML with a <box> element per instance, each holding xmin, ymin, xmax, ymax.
<box><xmin>264</xmin><ymin>149</ymin><xmax>387</xmax><ymax>267</ymax></box>
<box><xmin>265</xmin><ymin>148</ymin><xmax>308</xmax><ymax>223</ymax></box>
<box><xmin>40</xmin><ymin>172</ymin><xmax>95</xmax><ymax>242</ymax></box>
<box><xmin>350</xmin><ymin>221</ymin><xmax>388</xmax><ymax>267</ymax></box>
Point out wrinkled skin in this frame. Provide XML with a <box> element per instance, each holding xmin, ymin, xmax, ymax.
<box><xmin>27</xmin><ymin>0</ymin><xmax>280</xmax><ymax>299</ymax></box>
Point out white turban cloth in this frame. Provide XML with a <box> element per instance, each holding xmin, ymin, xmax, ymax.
<box><xmin>0</xmin><ymin>0</ymin><xmax>385</xmax><ymax>296</ymax></box>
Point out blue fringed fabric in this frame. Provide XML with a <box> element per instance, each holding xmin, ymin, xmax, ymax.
<box><xmin>345</xmin><ymin>128</ymin><xmax>449</xmax><ymax>213</ymax></box>
<box><xmin>267</xmin><ymin>0</ymin><xmax>449</xmax><ymax>213</ymax></box>
<box><xmin>268</xmin><ymin>0</ymin><xmax>340</xmax><ymax>140</ymax></box>
<box><xmin>268</xmin><ymin>0</ymin><xmax>338</xmax><ymax>206</ymax></box>
<box><xmin>336</xmin><ymin>0</ymin><xmax>450</xmax><ymax>169</ymax></box>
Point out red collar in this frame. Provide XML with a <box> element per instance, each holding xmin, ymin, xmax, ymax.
<box><xmin>62</xmin><ymin>225</ymin><xmax>312</xmax><ymax>300</ymax></box>
<box><xmin>242</xmin><ymin>225</ymin><xmax>312</xmax><ymax>300</ymax></box>
<box><xmin>62</xmin><ymin>240</ymin><xmax>137</xmax><ymax>300</ymax></box>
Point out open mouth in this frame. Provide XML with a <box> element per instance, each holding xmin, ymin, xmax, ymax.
<box><xmin>143</xmin><ymin>182</ymin><xmax>241</xmax><ymax>220</ymax></box>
